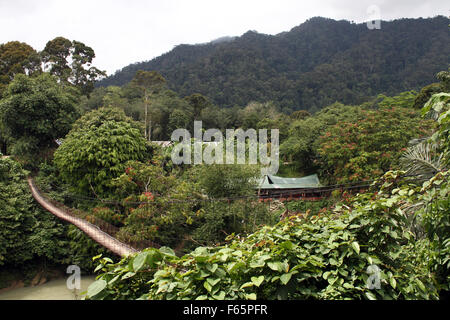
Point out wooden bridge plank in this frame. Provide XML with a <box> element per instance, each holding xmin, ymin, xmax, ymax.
<box><xmin>27</xmin><ymin>178</ymin><xmax>138</xmax><ymax>258</ymax></box>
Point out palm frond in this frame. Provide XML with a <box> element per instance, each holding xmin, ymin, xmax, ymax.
<box><xmin>401</xmin><ymin>141</ymin><xmax>445</xmax><ymax>179</ymax></box>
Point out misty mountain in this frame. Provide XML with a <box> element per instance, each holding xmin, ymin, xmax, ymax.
<box><xmin>98</xmin><ymin>16</ymin><xmax>450</xmax><ymax>112</ymax></box>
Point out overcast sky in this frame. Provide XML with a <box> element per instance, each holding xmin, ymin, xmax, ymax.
<box><xmin>0</xmin><ymin>0</ymin><xmax>448</xmax><ymax>75</ymax></box>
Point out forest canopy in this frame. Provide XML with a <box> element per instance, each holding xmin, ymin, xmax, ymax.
<box><xmin>99</xmin><ymin>16</ymin><xmax>450</xmax><ymax>113</ymax></box>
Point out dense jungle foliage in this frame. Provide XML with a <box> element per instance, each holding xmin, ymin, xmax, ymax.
<box><xmin>0</xmin><ymin>155</ymin><xmax>110</xmax><ymax>289</ymax></box>
<box><xmin>84</xmin><ymin>91</ymin><xmax>450</xmax><ymax>300</ymax></box>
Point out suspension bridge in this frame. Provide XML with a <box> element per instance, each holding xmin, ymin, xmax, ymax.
<box><xmin>28</xmin><ymin>178</ymin><xmax>141</xmax><ymax>257</ymax></box>
<box><xmin>27</xmin><ymin>174</ymin><xmax>404</xmax><ymax>258</ymax></box>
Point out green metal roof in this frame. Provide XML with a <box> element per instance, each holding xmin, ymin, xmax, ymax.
<box><xmin>258</xmin><ymin>174</ymin><xmax>321</xmax><ymax>189</ymax></box>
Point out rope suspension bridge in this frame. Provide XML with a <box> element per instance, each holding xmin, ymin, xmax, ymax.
<box><xmin>28</xmin><ymin>178</ymin><xmax>141</xmax><ymax>257</ymax></box>
<box><xmin>27</xmin><ymin>173</ymin><xmax>424</xmax><ymax>258</ymax></box>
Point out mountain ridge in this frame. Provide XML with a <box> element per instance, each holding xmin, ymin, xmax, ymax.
<box><xmin>99</xmin><ymin>16</ymin><xmax>450</xmax><ymax>112</ymax></box>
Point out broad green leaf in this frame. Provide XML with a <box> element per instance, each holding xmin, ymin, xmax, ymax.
<box><xmin>203</xmin><ymin>281</ymin><xmax>212</xmax><ymax>292</ymax></box>
<box><xmin>206</xmin><ymin>264</ymin><xmax>218</xmax><ymax>273</ymax></box>
<box><xmin>251</xmin><ymin>276</ymin><xmax>264</xmax><ymax>287</ymax></box>
<box><xmin>240</xmin><ymin>282</ymin><xmax>254</xmax><ymax>289</ymax></box>
<box><xmin>343</xmin><ymin>283</ymin><xmax>354</xmax><ymax>289</ymax></box>
<box><xmin>121</xmin><ymin>272</ymin><xmax>136</xmax><ymax>280</ymax></box>
<box><xmin>365</xmin><ymin>291</ymin><xmax>377</xmax><ymax>300</ymax></box>
<box><xmin>338</xmin><ymin>269</ymin><xmax>349</xmax><ymax>277</ymax></box>
<box><xmin>351</xmin><ymin>241</ymin><xmax>360</xmax><ymax>255</ymax></box>
<box><xmin>416</xmin><ymin>279</ymin><xmax>426</xmax><ymax>292</ymax></box>
<box><xmin>133</xmin><ymin>252</ymin><xmax>149</xmax><ymax>272</ymax></box>
<box><xmin>206</xmin><ymin>278</ymin><xmax>220</xmax><ymax>287</ymax></box>
<box><xmin>329</xmin><ymin>258</ymin><xmax>339</xmax><ymax>265</ymax></box>
<box><xmin>389</xmin><ymin>231</ymin><xmax>398</xmax><ymax>239</ymax></box>
<box><xmin>389</xmin><ymin>277</ymin><xmax>397</xmax><ymax>289</ymax></box>
<box><xmin>92</xmin><ymin>254</ymin><xmax>102</xmax><ymax>261</ymax></box>
<box><xmin>249</xmin><ymin>259</ymin><xmax>265</xmax><ymax>268</ymax></box>
<box><xmin>87</xmin><ymin>279</ymin><xmax>107</xmax><ymax>298</ymax></box>
<box><xmin>245</xmin><ymin>293</ymin><xmax>257</xmax><ymax>300</ymax></box>
<box><xmin>280</xmin><ymin>273</ymin><xmax>293</xmax><ymax>285</ymax></box>
<box><xmin>268</xmin><ymin>262</ymin><xmax>281</xmax><ymax>272</ymax></box>
<box><xmin>109</xmin><ymin>275</ymin><xmax>120</xmax><ymax>285</ymax></box>
<box><xmin>215</xmin><ymin>267</ymin><xmax>226</xmax><ymax>278</ymax></box>
<box><xmin>213</xmin><ymin>291</ymin><xmax>226</xmax><ymax>300</ymax></box>
<box><xmin>160</xmin><ymin>246</ymin><xmax>176</xmax><ymax>256</ymax></box>
<box><xmin>94</xmin><ymin>264</ymin><xmax>104</xmax><ymax>273</ymax></box>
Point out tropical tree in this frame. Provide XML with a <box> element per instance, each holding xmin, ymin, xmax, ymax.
<box><xmin>401</xmin><ymin>91</ymin><xmax>450</xmax><ymax>296</ymax></box>
<box><xmin>413</xmin><ymin>68</ymin><xmax>450</xmax><ymax>109</ymax></box>
<box><xmin>184</xmin><ymin>93</ymin><xmax>212</xmax><ymax>120</ymax></box>
<box><xmin>437</xmin><ymin>67</ymin><xmax>450</xmax><ymax>92</ymax></box>
<box><xmin>0</xmin><ymin>73</ymin><xmax>79</xmax><ymax>162</ymax></box>
<box><xmin>41</xmin><ymin>37</ymin><xmax>73</xmax><ymax>81</ymax></box>
<box><xmin>41</xmin><ymin>37</ymin><xmax>106</xmax><ymax>95</ymax></box>
<box><xmin>0</xmin><ymin>41</ymin><xmax>41</xmax><ymax>94</ymax></box>
<box><xmin>280</xmin><ymin>103</ymin><xmax>363</xmax><ymax>174</ymax></box>
<box><xmin>194</xmin><ymin>164</ymin><xmax>260</xmax><ymax>199</ymax></box>
<box><xmin>414</xmin><ymin>83</ymin><xmax>443</xmax><ymax>109</ymax></box>
<box><xmin>131</xmin><ymin>70</ymin><xmax>167</xmax><ymax>141</ymax></box>
<box><xmin>53</xmin><ymin>107</ymin><xmax>149</xmax><ymax>197</ymax></box>
<box><xmin>316</xmin><ymin>106</ymin><xmax>434</xmax><ymax>184</ymax></box>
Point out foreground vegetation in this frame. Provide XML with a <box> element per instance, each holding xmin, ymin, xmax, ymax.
<box><xmin>85</xmin><ymin>170</ymin><xmax>449</xmax><ymax>300</ymax></box>
<box><xmin>84</xmin><ymin>90</ymin><xmax>449</xmax><ymax>300</ymax></box>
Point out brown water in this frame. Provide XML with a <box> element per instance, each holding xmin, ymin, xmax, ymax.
<box><xmin>0</xmin><ymin>276</ymin><xmax>96</xmax><ymax>300</ymax></box>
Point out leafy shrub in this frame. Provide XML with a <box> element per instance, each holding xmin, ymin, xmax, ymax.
<box><xmin>107</xmin><ymin>160</ymin><xmax>277</xmax><ymax>252</ymax></box>
<box><xmin>53</xmin><ymin>107</ymin><xmax>149</xmax><ymax>197</ymax></box>
<box><xmin>0</xmin><ymin>157</ymin><xmax>67</xmax><ymax>266</ymax></box>
<box><xmin>86</xmin><ymin>171</ymin><xmax>445</xmax><ymax>300</ymax></box>
<box><xmin>195</xmin><ymin>164</ymin><xmax>261</xmax><ymax>199</ymax></box>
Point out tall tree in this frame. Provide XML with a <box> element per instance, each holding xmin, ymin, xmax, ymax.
<box><xmin>184</xmin><ymin>93</ymin><xmax>211</xmax><ymax>119</ymax></box>
<box><xmin>0</xmin><ymin>73</ymin><xmax>79</xmax><ymax>162</ymax></box>
<box><xmin>41</xmin><ymin>37</ymin><xmax>72</xmax><ymax>81</ymax></box>
<box><xmin>41</xmin><ymin>37</ymin><xmax>106</xmax><ymax>95</ymax></box>
<box><xmin>71</xmin><ymin>40</ymin><xmax>106</xmax><ymax>95</ymax></box>
<box><xmin>0</xmin><ymin>41</ymin><xmax>41</xmax><ymax>95</ymax></box>
<box><xmin>131</xmin><ymin>70</ymin><xmax>166</xmax><ymax>141</ymax></box>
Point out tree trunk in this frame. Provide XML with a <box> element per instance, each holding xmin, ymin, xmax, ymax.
<box><xmin>148</xmin><ymin>120</ymin><xmax>152</xmax><ymax>142</ymax></box>
<box><xmin>144</xmin><ymin>93</ymin><xmax>148</xmax><ymax>140</ymax></box>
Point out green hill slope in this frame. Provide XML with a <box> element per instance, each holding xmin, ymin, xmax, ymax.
<box><xmin>99</xmin><ymin>16</ymin><xmax>450</xmax><ymax>112</ymax></box>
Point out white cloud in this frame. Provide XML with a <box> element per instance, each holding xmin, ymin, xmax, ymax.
<box><xmin>0</xmin><ymin>0</ymin><xmax>448</xmax><ymax>75</ymax></box>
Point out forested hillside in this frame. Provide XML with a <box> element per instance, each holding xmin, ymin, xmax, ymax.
<box><xmin>99</xmin><ymin>16</ymin><xmax>450</xmax><ymax>112</ymax></box>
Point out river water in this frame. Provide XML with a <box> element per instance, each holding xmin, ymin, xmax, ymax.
<box><xmin>0</xmin><ymin>276</ymin><xmax>96</xmax><ymax>300</ymax></box>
